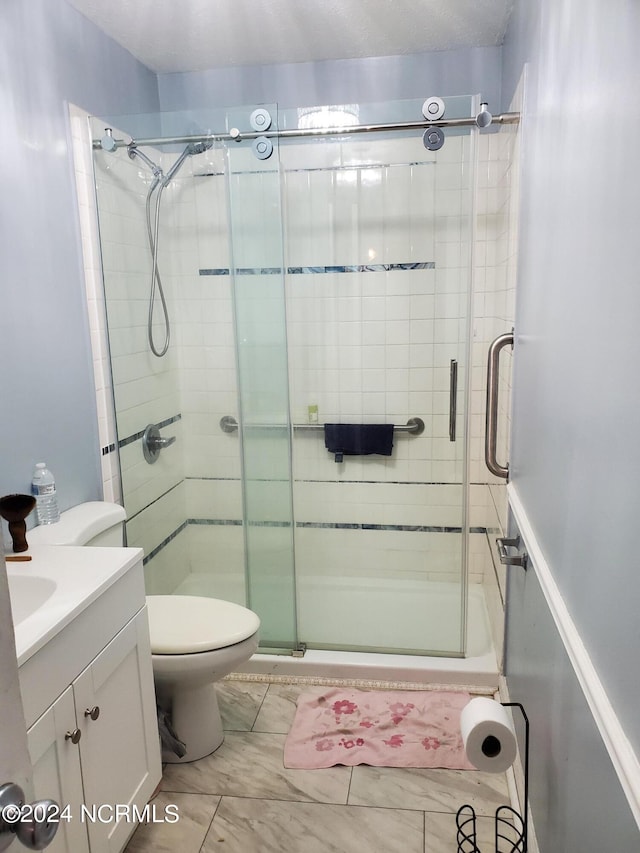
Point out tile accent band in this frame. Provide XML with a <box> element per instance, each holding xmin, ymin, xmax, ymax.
<box><xmin>199</xmin><ymin>262</ymin><xmax>435</xmax><ymax>276</ymax></box>
<box><xmin>118</xmin><ymin>414</ymin><xmax>182</xmax><ymax>449</ymax></box>
<box><xmin>142</xmin><ymin>519</ymin><xmax>487</xmax><ymax>564</ymax></box>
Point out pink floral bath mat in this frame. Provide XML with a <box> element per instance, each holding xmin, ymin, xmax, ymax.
<box><xmin>283</xmin><ymin>688</ymin><xmax>475</xmax><ymax>770</ymax></box>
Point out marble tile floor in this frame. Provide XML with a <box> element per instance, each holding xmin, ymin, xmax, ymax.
<box><xmin>125</xmin><ymin>680</ymin><xmax>512</xmax><ymax>853</ymax></box>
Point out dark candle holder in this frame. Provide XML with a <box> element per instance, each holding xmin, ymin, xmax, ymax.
<box><xmin>0</xmin><ymin>494</ymin><xmax>37</xmax><ymax>553</ymax></box>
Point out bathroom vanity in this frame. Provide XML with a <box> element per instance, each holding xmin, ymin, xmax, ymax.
<box><xmin>8</xmin><ymin>546</ymin><xmax>162</xmax><ymax>853</ymax></box>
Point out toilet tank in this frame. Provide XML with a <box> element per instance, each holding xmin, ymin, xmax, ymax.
<box><xmin>27</xmin><ymin>501</ymin><xmax>126</xmax><ymax>547</ymax></box>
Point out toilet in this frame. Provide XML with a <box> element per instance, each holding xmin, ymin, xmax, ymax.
<box><xmin>28</xmin><ymin>501</ymin><xmax>260</xmax><ymax>763</ymax></box>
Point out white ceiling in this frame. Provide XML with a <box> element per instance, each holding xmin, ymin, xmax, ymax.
<box><xmin>66</xmin><ymin>0</ymin><xmax>514</xmax><ymax>74</ymax></box>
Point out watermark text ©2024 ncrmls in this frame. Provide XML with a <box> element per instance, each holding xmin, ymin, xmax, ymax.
<box><xmin>0</xmin><ymin>803</ymin><xmax>180</xmax><ymax>825</ymax></box>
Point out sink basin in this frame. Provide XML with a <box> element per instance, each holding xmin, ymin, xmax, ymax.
<box><xmin>7</xmin><ymin>574</ymin><xmax>57</xmax><ymax>625</ymax></box>
<box><xmin>6</xmin><ymin>544</ymin><xmax>143</xmax><ymax>666</ymax></box>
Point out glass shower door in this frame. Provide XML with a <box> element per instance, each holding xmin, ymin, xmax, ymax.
<box><xmin>280</xmin><ymin>96</ymin><xmax>475</xmax><ymax>656</ymax></box>
<box><xmin>224</xmin><ymin>107</ymin><xmax>298</xmax><ymax>652</ymax></box>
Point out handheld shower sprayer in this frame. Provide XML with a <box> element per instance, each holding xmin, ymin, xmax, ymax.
<box><xmin>128</xmin><ymin>138</ymin><xmax>213</xmax><ymax>186</ymax></box>
<box><xmin>162</xmin><ymin>139</ymin><xmax>214</xmax><ymax>184</ymax></box>
<box><xmin>124</xmin><ymin>137</ymin><xmax>214</xmax><ymax>357</ymax></box>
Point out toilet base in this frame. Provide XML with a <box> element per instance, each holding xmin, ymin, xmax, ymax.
<box><xmin>162</xmin><ymin>682</ymin><xmax>224</xmax><ymax>763</ymax></box>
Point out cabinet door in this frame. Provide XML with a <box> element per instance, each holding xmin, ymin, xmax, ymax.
<box><xmin>73</xmin><ymin>608</ymin><xmax>162</xmax><ymax>853</ymax></box>
<box><xmin>27</xmin><ymin>686</ymin><xmax>90</xmax><ymax>853</ymax></box>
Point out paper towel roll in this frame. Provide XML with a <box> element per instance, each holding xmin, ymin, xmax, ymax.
<box><xmin>460</xmin><ymin>697</ymin><xmax>517</xmax><ymax>773</ymax></box>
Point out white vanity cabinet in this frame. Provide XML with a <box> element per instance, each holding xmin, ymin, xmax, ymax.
<box><xmin>28</xmin><ymin>687</ymin><xmax>88</xmax><ymax>853</ymax></box>
<box><xmin>17</xmin><ymin>551</ymin><xmax>162</xmax><ymax>853</ymax></box>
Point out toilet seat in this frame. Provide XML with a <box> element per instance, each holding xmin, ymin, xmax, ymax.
<box><xmin>146</xmin><ymin>595</ymin><xmax>260</xmax><ymax>654</ymax></box>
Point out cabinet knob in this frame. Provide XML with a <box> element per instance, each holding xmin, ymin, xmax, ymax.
<box><xmin>65</xmin><ymin>729</ymin><xmax>81</xmax><ymax>744</ymax></box>
<box><xmin>84</xmin><ymin>706</ymin><xmax>100</xmax><ymax>721</ymax></box>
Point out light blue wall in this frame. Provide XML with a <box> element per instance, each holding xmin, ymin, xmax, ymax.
<box><xmin>0</xmin><ymin>0</ymin><xmax>159</xmax><ymax>510</ymax></box>
<box><xmin>503</xmin><ymin>0</ymin><xmax>640</xmax><ymax>847</ymax></box>
<box><xmin>506</xmin><ymin>562</ymin><xmax>639</xmax><ymax>850</ymax></box>
<box><xmin>158</xmin><ymin>46</ymin><xmax>502</xmax><ymax>112</ymax></box>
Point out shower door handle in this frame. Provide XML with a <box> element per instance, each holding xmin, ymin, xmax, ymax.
<box><xmin>449</xmin><ymin>359</ymin><xmax>458</xmax><ymax>442</ymax></box>
<box><xmin>485</xmin><ymin>331</ymin><xmax>514</xmax><ymax>479</ymax></box>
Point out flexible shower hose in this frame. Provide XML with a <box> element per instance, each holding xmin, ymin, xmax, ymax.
<box><xmin>145</xmin><ymin>181</ymin><xmax>171</xmax><ymax>357</ymax></box>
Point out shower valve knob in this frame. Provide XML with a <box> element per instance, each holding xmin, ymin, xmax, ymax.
<box><xmin>142</xmin><ymin>423</ymin><xmax>177</xmax><ymax>464</ymax></box>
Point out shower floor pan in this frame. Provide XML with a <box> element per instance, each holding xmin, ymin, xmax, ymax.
<box><xmin>241</xmin><ymin>580</ymin><xmax>499</xmax><ymax>689</ymax></box>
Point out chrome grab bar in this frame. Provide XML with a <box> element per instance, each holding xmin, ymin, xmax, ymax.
<box><xmin>219</xmin><ymin>416</ymin><xmax>425</xmax><ymax>435</ymax></box>
<box><xmin>449</xmin><ymin>359</ymin><xmax>458</xmax><ymax>442</ymax></box>
<box><xmin>485</xmin><ymin>331</ymin><xmax>514</xmax><ymax>479</ymax></box>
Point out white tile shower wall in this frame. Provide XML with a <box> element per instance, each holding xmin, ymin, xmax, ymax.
<box><xmin>143</xmin><ymin>528</ymin><xmax>190</xmax><ymax>596</ymax></box>
<box><xmin>172</xmin><ymin>154</ymin><xmax>245</xmax><ymax>598</ymax></box>
<box><xmin>295</xmin><ymin>527</ymin><xmax>465</xmax><ymax>583</ymax></box>
<box><xmin>283</xmin><ymin>135</ymin><xmax>470</xmax><ymax>490</ymax></box>
<box><xmin>182</xmin><ymin>523</ymin><xmax>246</xmax><ymax>603</ymax></box>
<box><xmin>162</xmin><ymin>149</ymin><xmax>244</xmax><ymax>595</ymax></box>
<box><xmin>470</xmin><ymin>127</ymin><xmax>518</xmax><ymax>493</ymax></box>
<box><xmin>89</xmin><ymin>123</ymin><xmax>188</xmax><ymax>571</ymax></box>
<box><xmin>281</xmin><ymin>133</ymin><xmax>472</xmax><ymax>592</ymax></box>
<box><xmin>294</xmin><ymin>481</ymin><xmax>463</xmax><ymax>527</ymax></box>
<box><xmin>126</xmin><ymin>479</ymin><xmax>186</xmax><ymax>566</ymax></box>
<box><xmin>165</xmin><ymin>154</ymin><xmax>242</xmax><ymax>483</ymax></box>
<box><xmin>76</xmin><ymin>117</ymin><xmax>243</xmax><ymax>594</ymax></box>
<box><xmin>69</xmin><ymin>105</ymin><xmax>121</xmax><ymax>504</ymax></box>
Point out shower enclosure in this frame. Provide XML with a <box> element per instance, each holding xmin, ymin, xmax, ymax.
<box><xmin>89</xmin><ymin>95</ymin><xmax>514</xmax><ymax>662</ymax></box>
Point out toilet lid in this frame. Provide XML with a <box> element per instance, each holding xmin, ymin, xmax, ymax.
<box><xmin>146</xmin><ymin>595</ymin><xmax>260</xmax><ymax>654</ymax></box>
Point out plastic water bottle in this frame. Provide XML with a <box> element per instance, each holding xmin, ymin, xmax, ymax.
<box><xmin>31</xmin><ymin>463</ymin><xmax>60</xmax><ymax>525</ymax></box>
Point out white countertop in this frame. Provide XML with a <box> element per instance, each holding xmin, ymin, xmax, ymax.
<box><xmin>6</xmin><ymin>545</ymin><xmax>143</xmax><ymax>666</ymax></box>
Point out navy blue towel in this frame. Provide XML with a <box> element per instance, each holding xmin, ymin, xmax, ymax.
<box><xmin>324</xmin><ymin>424</ymin><xmax>394</xmax><ymax>463</ymax></box>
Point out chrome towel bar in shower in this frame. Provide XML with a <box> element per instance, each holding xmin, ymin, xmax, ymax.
<box><xmin>485</xmin><ymin>331</ymin><xmax>514</xmax><ymax>479</ymax></box>
<box><xmin>219</xmin><ymin>416</ymin><xmax>425</xmax><ymax>435</ymax></box>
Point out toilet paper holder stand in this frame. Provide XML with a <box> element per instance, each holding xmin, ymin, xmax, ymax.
<box><xmin>456</xmin><ymin>702</ymin><xmax>529</xmax><ymax>853</ymax></box>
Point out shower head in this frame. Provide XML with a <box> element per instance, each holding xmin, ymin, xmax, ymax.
<box><xmin>162</xmin><ymin>146</ymin><xmax>191</xmax><ymax>184</ymax></box>
<box><xmin>186</xmin><ymin>139</ymin><xmax>214</xmax><ymax>155</ymax></box>
<box><xmin>163</xmin><ymin>139</ymin><xmax>214</xmax><ymax>184</ymax></box>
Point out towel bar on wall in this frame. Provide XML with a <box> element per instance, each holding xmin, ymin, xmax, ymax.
<box><xmin>219</xmin><ymin>416</ymin><xmax>425</xmax><ymax>435</ymax></box>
